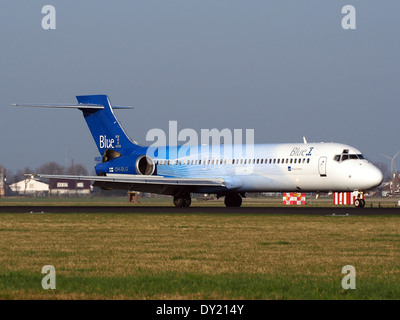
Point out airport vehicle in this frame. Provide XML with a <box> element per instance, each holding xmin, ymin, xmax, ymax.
<box><xmin>14</xmin><ymin>95</ymin><xmax>383</xmax><ymax>207</ymax></box>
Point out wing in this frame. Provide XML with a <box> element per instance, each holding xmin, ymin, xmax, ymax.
<box><xmin>35</xmin><ymin>174</ymin><xmax>226</xmax><ymax>196</ymax></box>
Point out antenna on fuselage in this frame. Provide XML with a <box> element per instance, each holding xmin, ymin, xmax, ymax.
<box><xmin>303</xmin><ymin>137</ymin><xmax>308</xmax><ymax>144</ymax></box>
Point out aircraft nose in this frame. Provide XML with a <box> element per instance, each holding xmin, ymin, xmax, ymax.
<box><xmin>368</xmin><ymin>165</ymin><xmax>383</xmax><ymax>189</ymax></box>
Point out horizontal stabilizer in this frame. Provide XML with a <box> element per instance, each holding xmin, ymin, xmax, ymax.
<box><xmin>13</xmin><ymin>103</ymin><xmax>133</xmax><ymax>110</ymax></box>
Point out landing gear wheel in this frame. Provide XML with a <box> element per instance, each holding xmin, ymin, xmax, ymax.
<box><xmin>354</xmin><ymin>198</ymin><xmax>365</xmax><ymax>208</ymax></box>
<box><xmin>183</xmin><ymin>196</ymin><xmax>191</xmax><ymax>207</ymax></box>
<box><xmin>173</xmin><ymin>195</ymin><xmax>191</xmax><ymax>207</ymax></box>
<box><xmin>224</xmin><ymin>194</ymin><xmax>242</xmax><ymax>207</ymax></box>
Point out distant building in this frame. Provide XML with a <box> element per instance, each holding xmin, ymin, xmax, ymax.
<box><xmin>380</xmin><ymin>173</ymin><xmax>400</xmax><ymax>197</ymax></box>
<box><xmin>9</xmin><ymin>178</ymin><xmax>49</xmax><ymax>196</ymax></box>
<box><xmin>49</xmin><ymin>178</ymin><xmax>92</xmax><ymax>196</ymax></box>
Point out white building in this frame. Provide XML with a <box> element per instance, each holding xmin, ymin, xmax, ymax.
<box><xmin>9</xmin><ymin>178</ymin><xmax>49</xmax><ymax>196</ymax></box>
<box><xmin>49</xmin><ymin>178</ymin><xmax>92</xmax><ymax>196</ymax></box>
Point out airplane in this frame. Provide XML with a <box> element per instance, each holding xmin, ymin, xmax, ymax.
<box><xmin>14</xmin><ymin>95</ymin><xmax>383</xmax><ymax>208</ymax></box>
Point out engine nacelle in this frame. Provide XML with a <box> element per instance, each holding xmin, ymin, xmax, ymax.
<box><xmin>95</xmin><ymin>153</ymin><xmax>156</xmax><ymax>176</ymax></box>
<box><xmin>135</xmin><ymin>155</ymin><xmax>155</xmax><ymax>175</ymax></box>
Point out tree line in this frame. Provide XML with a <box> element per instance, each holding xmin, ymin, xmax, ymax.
<box><xmin>0</xmin><ymin>162</ymin><xmax>89</xmax><ymax>185</ymax></box>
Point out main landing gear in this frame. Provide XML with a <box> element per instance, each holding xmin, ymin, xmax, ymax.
<box><xmin>173</xmin><ymin>195</ymin><xmax>192</xmax><ymax>207</ymax></box>
<box><xmin>173</xmin><ymin>193</ymin><xmax>244</xmax><ymax>207</ymax></box>
<box><xmin>224</xmin><ymin>193</ymin><xmax>243</xmax><ymax>207</ymax></box>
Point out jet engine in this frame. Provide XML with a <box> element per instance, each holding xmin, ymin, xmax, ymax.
<box><xmin>135</xmin><ymin>155</ymin><xmax>155</xmax><ymax>175</ymax></box>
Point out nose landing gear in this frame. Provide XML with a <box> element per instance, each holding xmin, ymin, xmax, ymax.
<box><xmin>354</xmin><ymin>192</ymin><xmax>365</xmax><ymax>208</ymax></box>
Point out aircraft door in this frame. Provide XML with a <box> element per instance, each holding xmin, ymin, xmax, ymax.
<box><xmin>319</xmin><ymin>156</ymin><xmax>327</xmax><ymax>177</ymax></box>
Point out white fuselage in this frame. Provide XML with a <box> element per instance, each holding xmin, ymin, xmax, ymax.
<box><xmin>150</xmin><ymin>142</ymin><xmax>383</xmax><ymax>193</ymax></box>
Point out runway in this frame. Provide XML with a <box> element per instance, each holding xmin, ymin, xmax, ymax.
<box><xmin>1</xmin><ymin>205</ymin><xmax>400</xmax><ymax>215</ymax></box>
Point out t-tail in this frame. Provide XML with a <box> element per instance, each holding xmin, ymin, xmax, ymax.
<box><xmin>14</xmin><ymin>95</ymin><xmax>141</xmax><ymax>158</ymax></box>
<box><xmin>76</xmin><ymin>95</ymin><xmax>139</xmax><ymax>156</ymax></box>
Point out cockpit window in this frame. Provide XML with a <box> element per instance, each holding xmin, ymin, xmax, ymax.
<box><xmin>333</xmin><ymin>153</ymin><xmax>366</xmax><ymax>162</ymax></box>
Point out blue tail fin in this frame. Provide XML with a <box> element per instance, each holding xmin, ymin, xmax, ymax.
<box><xmin>76</xmin><ymin>95</ymin><xmax>139</xmax><ymax>156</ymax></box>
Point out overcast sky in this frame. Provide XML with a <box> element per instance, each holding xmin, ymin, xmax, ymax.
<box><xmin>1</xmin><ymin>1</ymin><xmax>399</xmax><ymax>174</ymax></box>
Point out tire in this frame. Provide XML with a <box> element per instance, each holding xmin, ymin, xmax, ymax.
<box><xmin>224</xmin><ymin>194</ymin><xmax>242</xmax><ymax>207</ymax></box>
<box><xmin>183</xmin><ymin>196</ymin><xmax>191</xmax><ymax>207</ymax></box>
<box><xmin>173</xmin><ymin>197</ymin><xmax>185</xmax><ymax>207</ymax></box>
<box><xmin>173</xmin><ymin>195</ymin><xmax>191</xmax><ymax>207</ymax></box>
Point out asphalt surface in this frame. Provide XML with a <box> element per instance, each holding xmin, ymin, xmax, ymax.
<box><xmin>0</xmin><ymin>205</ymin><xmax>399</xmax><ymax>215</ymax></box>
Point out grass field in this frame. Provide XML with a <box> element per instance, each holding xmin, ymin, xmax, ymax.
<box><xmin>1</xmin><ymin>194</ymin><xmax>400</xmax><ymax>208</ymax></box>
<box><xmin>0</xmin><ymin>209</ymin><xmax>399</xmax><ymax>299</ymax></box>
